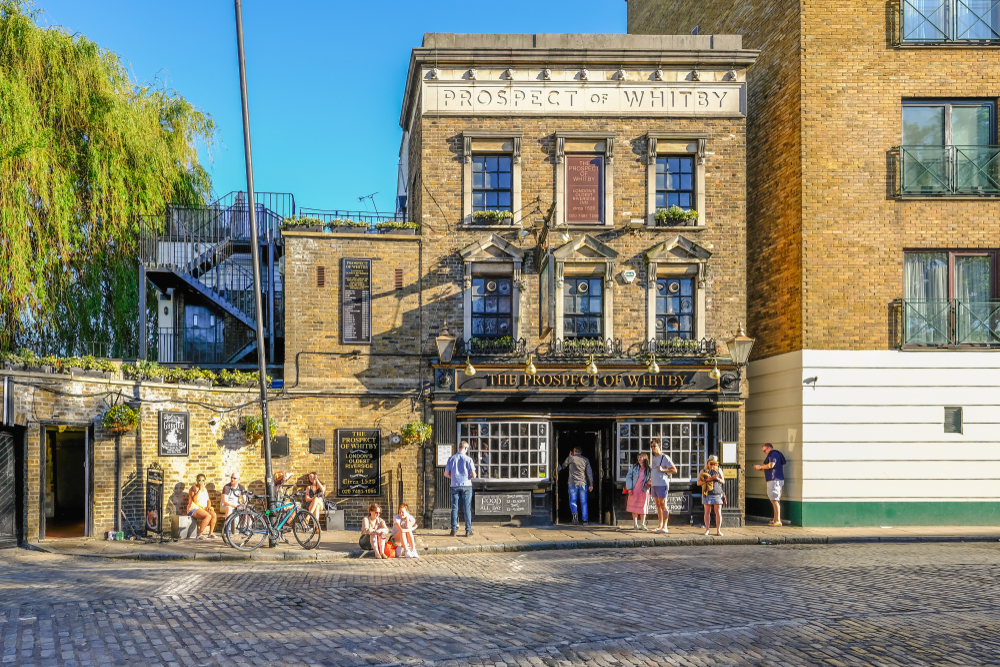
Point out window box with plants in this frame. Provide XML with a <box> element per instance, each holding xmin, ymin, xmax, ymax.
<box><xmin>327</xmin><ymin>218</ymin><xmax>371</xmax><ymax>234</ymax></box>
<box><xmin>400</xmin><ymin>421</ymin><xmax>432</xmax><ymax>447</ymax></box>
<box><xmin>1</xmin><ymin>349</ymin><xmax>58</xmax><ymax>374</ymax></box>
<box><xmin>472</xmin><ymin>210</ymin><xmax>514</xmax><ymax>226</ymax></box>
<box><xmin>64</xmin><ymin>355</ymin><xmax>118</xmax><ymax>379</ymax></box>
<box><xmin>654</xmin><ymin>206</ymin><xmax>700</xmax><ymax>227</ymax></box>
<box><xmin>280</xmin><ymin>216</ymin><xmax>327</xmax><ymax>233</ymax></box>
<box><xmin>375</xmin><ymin>221</ymin><xmax>420</xmax><ymax>235</ymax></box>
<box><xmin>242</xmin><ymin>415</ymin><xmax>278</xmax><ymax>442</ymax></box>
<box><xmin>102</xmin><ymin>404</ymin><xmax>140</xmax><ymax>435</ymax></box>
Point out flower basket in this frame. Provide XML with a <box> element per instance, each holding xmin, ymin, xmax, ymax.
<box><xmin>102</xmin><ymin>405</ymin><xmax>140</xmax><ymax>435</ymax></box>
<box><xmin>472</xmin><ymin>210</ymin><xmax>514</xmax><ymax>225</ymax></box>
<box><xmin>400</xmin><ymin>421</ymin><xmax>432</xmax><ymax>447</ymax></box>
<box><xmin>654</xmin><ymin>206</ymin><xmax>700</xmax><ymax>226</ymax></box>
<box><xmin>242</xmin><ymin>415</ymin><xmax>277</xmax><ymax>441</ymax></box>
<box><xmin>375</xmin><ymin>221</ymin><xmax>419</xmax><ymax>235</ymax></box>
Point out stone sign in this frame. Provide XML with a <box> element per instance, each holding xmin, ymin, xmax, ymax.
<box><xmin>566</xmin><ymin>156</ymin><xmax>603</xmax><ymax>223</ymax></box>
<box><xmin>423</xmin><ymin>82</ymin><xmax>745</xmax><ymax>116</ymax></box>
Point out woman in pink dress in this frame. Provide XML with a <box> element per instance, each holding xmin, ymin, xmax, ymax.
<box><xmin>625</xmin><ymin>453</ymin><xmax>652</xmax><ymax>530</ymax></box>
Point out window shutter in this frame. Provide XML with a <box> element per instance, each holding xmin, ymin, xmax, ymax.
<box><xmin>317</xmin><ymin>266</ymin><xmax>325</xmax><ymax>288</ymax></box>
<box><xmin>944</xmin><ymin>407</ymin><xmax>963</xmax><ymax>434</ymax></box>
<box><xmin>395</xmin><ymin>268</ymin><xmax>403</xmax><ymax>290</ymax></box>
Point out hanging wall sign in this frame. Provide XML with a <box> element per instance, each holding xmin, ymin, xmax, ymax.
<box><xmin>146</xmin><ymin>463</ymin><xmax>164</xmax><ymax>533</ymax></box>
<box><xmin>158</xmin><ymin>411</ymin><xmax>189</xmax><ymax>457</ymax></box>
<box><xmin>341</xmin><ymin>258</ymin><xmax>372</xmax><ymax>344</ymax></box>
<box><xmin>337</xmin><ymin>429</ymin><xmax>381</xmax><ymax>497</ymax></box>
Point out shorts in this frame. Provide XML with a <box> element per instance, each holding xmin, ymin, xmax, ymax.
<box><xmin>650</xmin><ymin>485</ymin><xmax>668</xmax><ymax>499</ymax></box>
<box><xmin>359</xmin><ymin>534</ymin><xmax>372</xmax><ymax>550</ymax></box>
<box><xmin>767</xmin><ymin>479</ymin><xmax>784</xmax><ymax>501</ymax></box>
<box><xmin>703</xmin><ymin>495</ymin><xmax>724</xmax><ymax>505</ymax></box>
<box><xmin>188</xmin><ymin>508</ymin><xmax>200</xmax><ymax>517</ymax></box>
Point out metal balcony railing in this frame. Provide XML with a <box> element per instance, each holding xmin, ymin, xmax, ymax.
<box><xmin>644</xmin><ymin>337</ymin><xmax>720</xmax><ymax>358</ymax></box>
<box><xmin>902</xmin><ymin>299</ymin><xmax>1000</xmax><ymax>346</ymax></box>
<box><xmin>900</xmin><ymin>0</ymin><xmax>1000</xmax><ymax>44</ymax></box>
<box><xmin>156</xmin><ymin>325</ymin><xmax>257</xmax><ymax>365</ymax></box>
<box><xmin>456</xmin><ymin>337</ymin><xmax>528</xmax><ymax>357</ymax></box>
<box><xmin>293</xmin><ymin>209</ymin><xmax>407</xmax><ymax>233</ymax></box>
<box><xmin>897</xmin><ymin>145</ymin><xmax>1000</xmax><ymax>196</ymax></box>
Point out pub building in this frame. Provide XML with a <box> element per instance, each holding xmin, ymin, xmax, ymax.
<box><xmin>397</xmin><ymin>33</ymin><xmax>761</xmax><ymax>528</ymax></box>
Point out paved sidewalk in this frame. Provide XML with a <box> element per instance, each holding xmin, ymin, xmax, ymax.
<box><xmin>24</xmin><ymin>520</ymin><xmax>1000</xmax><ymax>561</ymax></box>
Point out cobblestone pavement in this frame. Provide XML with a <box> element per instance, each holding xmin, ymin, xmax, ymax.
<box><xmin>1</xmin><ymin>542</ymin><xmax>998</xmax><ymax>666</ymax></box>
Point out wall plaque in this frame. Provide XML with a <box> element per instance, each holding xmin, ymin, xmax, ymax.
<box><xmin>337</xmin><ymin>429</ymin><xmax>381</xmax><ymax>497</ymax></box>
<box><xmin>476</xmin><ymin>492</ymin><xmax>532</xmax><ymax>516</ymax></box>
<box><xmin>341</xmin><ymin>258</ymin><xmax>372</xmax><ymax>344</ymax></box>
<box><xmin>157</xmin><ymin>411</ymin><xmax>189</xmax><ymax>457</ymax></box>
<box><xmin>566</xmin><ymin>155</ymin><xmax>603</xmax><ymax>223</ymax></box>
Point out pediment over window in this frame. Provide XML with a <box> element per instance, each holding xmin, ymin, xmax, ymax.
<box><xmin>551</xmin><ymin>234</ymin><xmax>620</xmax><ymax>261</ymax></box>
<box><xmin>460</xmin><ymin>234</ymin><xmax>525</xmax><ymax>262</ymax></box>
<box><xmin>645</xmin><ymin>235</ymin><xmax>712</xmax><ymax>263</ymax></box>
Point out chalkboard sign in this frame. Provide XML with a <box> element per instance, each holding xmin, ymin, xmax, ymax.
<box><xmin>476</xmin><ymin>492</ymin><xmax>532</xmax><ymax>516</ymax></box>
<box><xmin>146</xmin><ymin>463</ymin><xmax>164</xmax><ymax>533</ymax></box>
<box><xmin>337</xmin><ymin>429</ymin><xmax>380</xmax><ymax>497</ymax></box>
<box><xmin>158</xmin><ymin>411</ymin><xmax>189</xmax><ymax>457</ymax></box>
<box><xmin>341</xmin><ymin>258</ymin><xmax>372</xmax><ymax>344</ymax></box>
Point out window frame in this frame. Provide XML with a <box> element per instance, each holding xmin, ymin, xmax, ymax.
<box><xmin>462</xmin><ymin>132</ymin><xmax>522</xmax><ymax>226</ymax></box>
<box><xmin>655</xmin><ymin>155</ymin><xmax>696</xmax><ymax>212</ymax></box>
<box><xmin>654</xmin><ymin>275</ymin><xmax>697</xmax><ymax>341</ymax></box>
<box><xmin>615</xmin><ymin>420</ymin><xmax>709</xmax><ymax>483</ymax></box>
<box><xmin>470</xmin><ymin>275</ymin><xmax>515</xmax><ymax>339</ymax></box>
<box><xmin>902</xmin><ymin>99</ymin><xmax>997</xmax><ymax>146</ymax></box>
<box><xmin>646</xmin><ymin>133</ymin><xmax>707</xmax><ymax>227</ymax></box>
<box><xmin>900</xmin><ymin>0</ymin><xmax>1000</xmax><ymax>44</ymax></box>
<box><xmin>562</xmin><ymin>276</ymin><xmax>605</xmax><ymax>339</ymax></box>
<box><xmin>461</xmin><ymin>234</ymin><xmax>525</xmax><ymax>345</ymax></box>
<box><xmin>471</xmin><ymin>154</ymin><xmax>513</xmax><ymax>213</ymax></box>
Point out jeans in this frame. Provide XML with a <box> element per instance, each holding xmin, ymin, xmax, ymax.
<box><xmin>450</xmin><ymin>486</ymin><xmax>473</xmax><ymax>532</ymax></box>
<box><xmin>568</xmin><ymin>485</ymin><xmax>589</xmax><ymax>522</ymax></box>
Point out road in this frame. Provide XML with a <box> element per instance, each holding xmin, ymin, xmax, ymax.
<box><xmin>0</xmin><ymin>542</ymin><xmax>998</xmax><ymax>666</ymax></box>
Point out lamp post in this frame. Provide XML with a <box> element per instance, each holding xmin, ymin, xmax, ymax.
<box><xmin>435</xmin><ymin>323</ymin><xmax>456</xmax><ymax>363</ymax></box>
<box><xmin>721</xmin><ymin>322</ymin><xmax>755</xmax><ymax>393</ymax></box>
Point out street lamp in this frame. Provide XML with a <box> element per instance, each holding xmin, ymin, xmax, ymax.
<box><xmin>720</xmin><ymin>322</ymin><xmax>755</xmax><ymax>393</ymax></box>
<box><xmin>435</xmin><ymin>323</ymin><xmax>456</xmax><ymax>363</ymax></box>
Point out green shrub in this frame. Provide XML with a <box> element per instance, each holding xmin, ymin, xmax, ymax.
<box><xmin>374</xmin><ymin>220</ymin><xmax>419</xmax><ymax>230</ymax></box>
<box><xmin>242</xmin><ymin>415</ymin><xmax>277</xmax><ymax>439</ymax></box>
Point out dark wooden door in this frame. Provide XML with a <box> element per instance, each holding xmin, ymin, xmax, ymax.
<box><xmin>0</xmin><ymin>431</ymin><xmax>17</xmax><ymax>548</ymax></box>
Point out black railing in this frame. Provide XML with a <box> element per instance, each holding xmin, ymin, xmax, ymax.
<box><xmin>644</xmin><ymin>337</ymin><xmax>719</xmax><ymax>358</ymax></box>
<box><xmin>156</xmin><ymin>324</ymin><xmax>257</xmax><ymax>365</ymax></box>
<box><xmin>900</xmin><ymin>0</ymin><xmax>1000</xmax><ymax>44</ymax></box>
<box><xmin>294</xmin><ymin>209</ymin><xmax>406</xmax><ymax>234</ymax></box>
<box><xmin>456</xmin><ymin>337</ymin><xmax>527</xmax><ymax>357</ymax></box>
<box><xmin>546</xmin><ymin>338</ymin><xmax>624</xmax><ymax>358</ymax></box>
<box><xmin>896</xmin><ymin>145</ymin><xmax>1000</xmax><ymax>196</ymax></box>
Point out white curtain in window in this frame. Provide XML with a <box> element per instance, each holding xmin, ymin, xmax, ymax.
<box><xmin>957</xmin><ymin>0</ymin><xmax>1000</xmax><ymax>39</ymax></box>
<box><xmin>903</xmin><ymin>0</ymin><xmax>949</xmax><ymax>41</ymax></box>
<box><xmin>904</xmin><ymin>252</ymin><xmax>949</xmax><ymax>344</ymax></box>
<box><xmin>955</xmin><ymin>256</ymin><xmax>993</xmax><ymax>343</ymax></box>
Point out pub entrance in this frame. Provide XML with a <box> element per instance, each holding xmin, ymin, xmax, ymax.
<box><xmin>553</xmin><ymin>422</ymin><xmax>612</xmax><ymax>525</ymax></box>
<box><xmin>42</xmin><ymin>427</ymin><xmax>90</xmax><ymax>538</ymax></box>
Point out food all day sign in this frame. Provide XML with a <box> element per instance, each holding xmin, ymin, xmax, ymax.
<box><xmin>337</xmin><ymin>429</ymin><xmax>381</xmax><ymax>497</ymax></box>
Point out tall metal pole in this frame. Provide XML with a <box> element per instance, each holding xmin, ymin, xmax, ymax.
<box><xmin>234</xmin><ymin>0</ymin><xmax>276</xmax><ymax>546</ymax></box>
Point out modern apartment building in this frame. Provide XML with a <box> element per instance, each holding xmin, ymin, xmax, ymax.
<box><xmin>628</xmin><ymin>0</ymin><xmax>1000</xmax><ymax>525</ymax></box>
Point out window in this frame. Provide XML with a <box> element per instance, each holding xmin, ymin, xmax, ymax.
<box><xmin>459</xmin><ymin>421</ymin><xmax>549</xmax><ymax>481</ymax></box>
<box><xmin>563</xmin><ymin>278</ymin><xmax>604</xmax><ymax>338</ymax></box>
<box><xmin>900</xmin><ymin>100</ymin><xmax>997</xmax><ymax>195</ymax></box>
<box><xmin>656</xmin><ymin>157</ymin><xmax>694</xmax><ymax>211</ymax></box>
<box><xmin>901</xmin><ymin>0</ymin><xmax>1000</xmax><ymax>43</ymax></box>
<box><xmin>471</xmin><ymin>276</ymin><xmax>513</xmax><ymax>338</ymax></box>
<box><xmin>903</xmin><ymin>250</ymin><xmax>999</xmax><ymax>345</ymax></box>
<box><xmin>472</xmin><ymin>155</ymin><xmax>512</xmax><ymax>212</ymax></box>
<box><xmin>616</xmin><ymin>421</ymin><xmax>708</xmax><ymax>482</ymax></box>
<box><xmin>655</xmin><ymin>277</ymin><xmax>695</xmax><ymax>340</ymax></box>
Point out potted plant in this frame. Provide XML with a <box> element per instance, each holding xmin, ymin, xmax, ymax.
<box><xmin>242</xmin><ymin>415</ymin><xmax>277</xmax><ymax>442</ymax></box>
<box><xmin>102</xmin><ymin>404</ymin><xmax>140</xmax><ymax>434</ymax></box>
<box><xmin>327</xmin><ymin>218</ymin><xmax>371</xmax><ymax>233</ymax></box>
<box><xmin>400</xmin><ymin>421</ymin><xmax>432</xmax><ymax>447</ymax></box>
<box><xmin>654</xmin><ymin>206</ymin><xmax>700</xmax><ymax>226</ymax></box>
<box><xmin>280</xmin><ymin>216</ymin><xmax>326</xmax><ymax>232</ymax></box>
<box><xmin>375</xmin><ymin>221</ymin><xmax>420</xmax><ymax>235</ymax></box>
<box><xmin>472</xmin><ymin>210</ymin><xmax>514</xmax><ymax>225</ymax></box>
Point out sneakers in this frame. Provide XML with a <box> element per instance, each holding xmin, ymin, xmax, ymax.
<box><xmin>449</xmin><ymin>529</ymin><xmax>457</xmax><ymax>536</ymax></box>
<box><xmin>406</xmin><ymin>549</ymin><xmax>419</xmax><ymax>558</ymax></box>
<box><xmin>465</xmin><ymin>530</ymin><xmax>474</xmax><ymax>537</ymax></box>
<box><xmin>571</xmin><ymin>513</ymin><xmax>580</xmax><ymax>525</ymax></box>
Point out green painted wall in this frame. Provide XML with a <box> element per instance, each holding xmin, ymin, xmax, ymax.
<box><xmin>748</xmin><ymin>499</ymin><xmax>1000</xmax><ymax>526</ymax></box>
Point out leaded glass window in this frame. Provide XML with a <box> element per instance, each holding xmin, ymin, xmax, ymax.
<box><xmin>459</xmin><ymin>421</ymin><xmax>549</xmax><ymax>481</ymax></box>
<box><xmin>616</xmin><ymin>421</ymin><xmax>708</xmax><ymax>482</ymax></box>
<box><xmin>655</xmin><ymin>277</ymin><xmax>695</xmax><ymax>340</ymax></box>
<box><xmin>471</xmin><ymin>276</ymin><xmax>513</xmax><ymax>338</ymax></box>
<box><xmin>563</xmin><ymin>278</ymin><xmax>603</xmax><ymax>338</ymax></box>
<box><xmin>472</xmin><ymin>155</ymin><xmax>512</xmax><ymax>212</ymax></box>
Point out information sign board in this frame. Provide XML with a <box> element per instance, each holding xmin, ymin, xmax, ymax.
<box><xmin>475</xmin><ymin>492</ymin><xmax>532</xmax><ymax>516</ymax></box>
<box><xmin>337</xmin><ymin>429</ymin><xmax>381</xmax><ymax>497</ymax></box>
<box><xmin>341</xmin><ymin>258</ymin><xmax>372</xmax><ymax>344</ymax></box>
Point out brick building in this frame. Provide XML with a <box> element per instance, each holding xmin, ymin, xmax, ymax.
<box><xmin>628</xmin><ymin>0</ymin><xmax>1000</xmax><ymax>525</ymax></box>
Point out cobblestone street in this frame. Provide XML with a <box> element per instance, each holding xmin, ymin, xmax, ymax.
<box><xmin>0</xmin><ymin>542</ymin><xmax>998</xmax><ymax>666</ymax></box>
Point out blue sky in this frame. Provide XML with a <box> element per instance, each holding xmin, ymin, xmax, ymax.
<box><xmin>36</xmin><ymin>0</ymin><xmax>626</xmax><ymax>215</ymax></box>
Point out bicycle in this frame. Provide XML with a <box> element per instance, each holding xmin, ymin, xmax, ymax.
<box><xmin>224</xmin><ymin>484</ymin><xmax>322</xmax><ymax>551</ymax></box>
<box><xmin>221</xmin><ymin>491</ymin><xmax>267</xmax><ymax>548</ymax></box>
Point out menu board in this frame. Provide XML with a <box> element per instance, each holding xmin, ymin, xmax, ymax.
<box><xmin>337</xmin><ymin>428</ymin><xmax>381</xmax><ymax>497</ymax></box>
<box><xmin>566</xmin><ymin>155</ymin><xmax>603</xmax><ymax>223</ymax></box>
<box><xmin>146</xmin><ymin>464</ymin><xmax>164</xmax><ymax>533</ymax></box>
<box><xmin>341</xmin><ymin>258</ymin><xmax>372</xmax><ymax>344</ymax></box>
<box><xmin>476</xmin><ymin>492</ymin><xmax>532</xmax><ymax>516</ymax></box>
<box><xmin>157</xmin><ymin>411</ymin><xmax>189</xmax><ymax>457</ymax></box>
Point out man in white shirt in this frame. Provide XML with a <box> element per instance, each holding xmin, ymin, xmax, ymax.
<box><xmin>648</xmin><ymin>439</ymin><xmax>677</xmax><ymax>533</ymax></box>
<box><xmin>221</xmin><ymin>472</ymin><xmax>246</xmax><ymax>518</ymax></box>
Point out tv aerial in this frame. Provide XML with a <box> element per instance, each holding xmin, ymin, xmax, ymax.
<box><xmin>359</xmin><ymin>192</ymin><xmax>379</xmax><ymax>215</ymax></box>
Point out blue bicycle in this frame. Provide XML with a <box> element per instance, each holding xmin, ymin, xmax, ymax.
<box><xmin>224</xmin><ymin>484</ymin><xmax>321</xmax><ymax>551</ymax></box>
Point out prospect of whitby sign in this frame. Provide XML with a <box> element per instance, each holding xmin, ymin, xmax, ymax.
<box><xmin>456</xmin><ymin>369</ymin><xmax>718</xmax><ymax>392</ymax></box>
<box><xmin>337</xmin><ymin>429</ymin><xmax>381</xmax><ymax>497</ymax></box>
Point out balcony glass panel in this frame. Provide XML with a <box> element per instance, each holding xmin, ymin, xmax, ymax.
<box><xmin>899</xmin><ymin>145</ymin><xmax>1000</xmax><ymax>195</ymax></box>
<box><xmin>902</xmin><ymin>0</ymin><xmax>1000</xmax><ymax>42</ymax></box>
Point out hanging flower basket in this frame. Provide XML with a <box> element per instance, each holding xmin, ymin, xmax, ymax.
<box><xmin>102</xmin><ymin>405</ymin><xmax>140</xmax><ymax>434</ymax></box>
<box><xmin>242</xmin><ymin>415</ymin><xmax>278</xmax><ymax>442</ymax></box>
<box><xmin>400</xmin><ymin>421</ymin><xmax>432</xmax><ymax>447</ymax></box>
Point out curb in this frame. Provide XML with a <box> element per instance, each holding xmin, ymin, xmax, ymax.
<box><xmin>24</xmin><ymin>534</ymin><xmax>1000</xmax><ymax>562</ymax></box>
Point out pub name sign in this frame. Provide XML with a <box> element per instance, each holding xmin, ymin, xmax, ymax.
<box><xmin>457</xmin><ymin>370</ymin><xmax>717</xmax><ymax>392</ymax></box>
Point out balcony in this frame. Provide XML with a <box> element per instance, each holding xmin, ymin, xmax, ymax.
<box><xmin>456</xmin><ymin>337</ymin><xmax>528</xmax><ymax>357</ymax></box>
<box><xmin>900</xmin><ymin>0</ymin><xmax>1000</xmax><ymax>44</ymax></box>
<box><xmin>902</xmin><ymin>299</ymin><xmax>1000</xmax><ymax>347</ymax></box>
<box><xmin>896</xmin><ymin>145</ymin><xmax>1000</xmax><ymax>196</ymax></box>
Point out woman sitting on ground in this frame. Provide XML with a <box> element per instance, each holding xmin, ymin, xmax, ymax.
<box><xmin>360</xmin><ymin>502</ymin><xmax>390</xmax><ymax>559</ymax></box>
<box><xmin>187</xmin><ymin>474</ymin><xmax>218</xmax><ymax>539</ymax></box>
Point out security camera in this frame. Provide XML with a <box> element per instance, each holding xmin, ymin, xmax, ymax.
<box><xmin>209</xmin><ymin>417</ymin><xmax>219</xmax><ymax>427</ymax></box>
<box><xmin>803</xmin><ymin>376</ymin><xmax>818</xmax><ymax>385</ymax></box>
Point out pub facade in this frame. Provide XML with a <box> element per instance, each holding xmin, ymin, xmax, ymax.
<box><xmin>394</xmin><ymin>33</ymin><xmax>760</xmax><ymax>527</ymax></box>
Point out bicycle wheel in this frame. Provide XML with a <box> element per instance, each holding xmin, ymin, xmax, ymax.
<box><xmin>291</xmin><ymin>509</ymin><xmax>322</xmax><ymax>550</ymax></box>
<box><xmin>225</xmin><ymin>510</ymin><xmax>268</xmax><ymax>551</ymax></box>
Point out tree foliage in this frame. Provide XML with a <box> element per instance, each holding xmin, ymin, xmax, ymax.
<box><xmin>0</xmin><ymin>0</ymin><xmax>216</xmax><ymax>354</ymax></box>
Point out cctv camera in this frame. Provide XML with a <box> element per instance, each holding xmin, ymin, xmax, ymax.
<box><xmin>209</xmin><ymin>417</ymin><xmax>219</xmax><ymax>427</ymax></box>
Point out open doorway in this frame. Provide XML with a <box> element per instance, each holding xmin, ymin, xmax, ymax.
<box><xmin>554</xmin><ymin>425</ymin><xmax>601</xmax><ymax>525</ymax></box>
<box><xmin>44</xmin><ymin>427</ymin><xmax>89</xmax><ymax>538</ymax></box>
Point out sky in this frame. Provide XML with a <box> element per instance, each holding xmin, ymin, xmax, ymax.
<box><xmin>35</xmin><ymin>0</ymin><xmax>626</xmax><ymax>216</ymax></box>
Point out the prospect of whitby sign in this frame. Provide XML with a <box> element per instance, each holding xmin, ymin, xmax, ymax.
<box><xmin>455</xmin><ymin>369</ymin><xmax>718</xmax><ymax>393</ymax></box>
<box><xmin>337</xmin><ymin>429</ymin><xmax>381</xmax><ymax>497</ymax></box>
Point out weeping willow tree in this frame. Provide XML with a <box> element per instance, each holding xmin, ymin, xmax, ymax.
<box><xmin>0</xmin><ymin>0</ymin><xmax>216</xmax><ymax>354</ymax></box>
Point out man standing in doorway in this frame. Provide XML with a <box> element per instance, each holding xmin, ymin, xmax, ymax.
<box><xmin>649</xmin><ymin>439</ymin><xmax>677</xmax><ymax>533</ymax></box>
<box><xmin>444</xmin><ymin>440</ymin><xmax>477</xmax><ymax>537</ymax></box>
<box><xmin>559</xmin><ymin>446</ymin><xmax>594</xmax><ymax>525</ymax></box>
<box><xmin>754</xmin><ymin>442</ymin><xmax>786</xmax><ymax>526</ymax></box>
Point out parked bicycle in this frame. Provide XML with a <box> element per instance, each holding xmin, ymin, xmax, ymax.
<box><xmin>224</xmin><ymin>484</ymin><xmax>322</xmax><ymax>551</ymax></box>
<box><xmin>221</xmin><ymin>490</ymin><xmax>267</xmax><ymax>548</ymax></box>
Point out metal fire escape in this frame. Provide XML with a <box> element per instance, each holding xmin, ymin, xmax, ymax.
<box><xmin>138</xmin><ymin>192</ymin><xmax>293</xmax><ymax>370</ymax></box>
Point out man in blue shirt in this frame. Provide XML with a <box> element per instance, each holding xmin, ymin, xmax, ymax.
<box><xmin>754</xmin><ymin>442</ymin><xmax>786</xmax><ymax>526</ymax></box>
<box><xmin>444</xmin><ymin>440</ymin><xmax>477</xmax><ymax>537</ymax></box>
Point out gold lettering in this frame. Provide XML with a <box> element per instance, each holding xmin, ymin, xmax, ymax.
<box><xmin>625</xmin><ymin>375</ymin><xmax>641</xmax><ymax>387</ymax></box>
<box><xmin>562</xmin><ymin>374</ymin><xmax>572</xmax><ymax>387</ymax></box>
